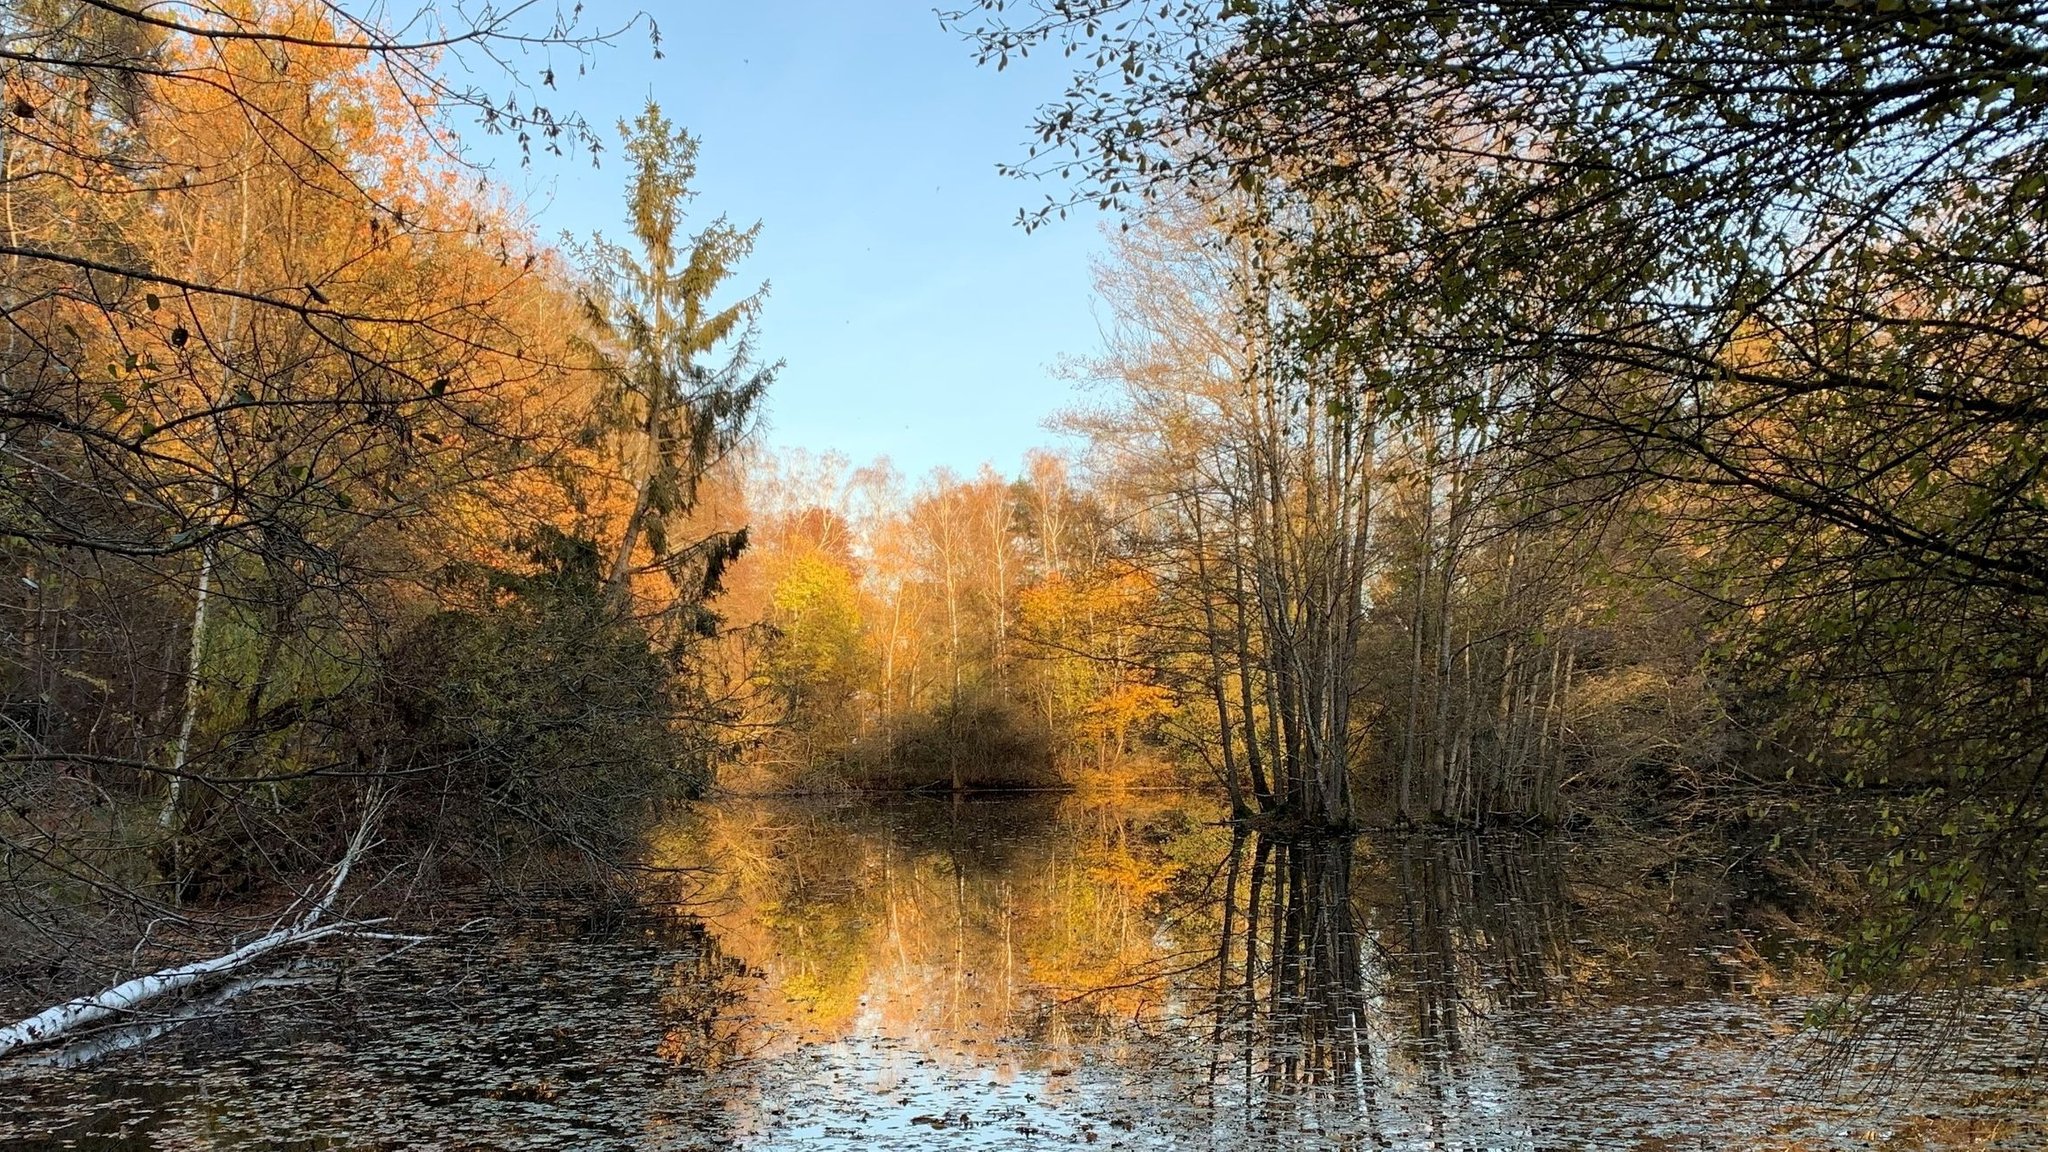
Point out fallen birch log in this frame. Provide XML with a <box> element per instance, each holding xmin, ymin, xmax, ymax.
<box><xmin>0</xmin><ymin>798</ymin><xmax>382</xmax><ymax>1059</ymax></box>
<box><xmin>19</xmin><ymin>964</ymin><xmax>321</xmax><ymax>1069</ymax></box>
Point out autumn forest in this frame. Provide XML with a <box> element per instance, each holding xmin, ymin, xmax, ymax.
<box><xmin>2</xmin><ymin>0</ymin><xmax>2045</xmax><ymax>1145</ymax></box>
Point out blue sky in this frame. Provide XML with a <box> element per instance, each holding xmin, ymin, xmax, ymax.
<box><xmin>465</xmin><ymin>2</ymin><xmax>1106</xmax><ymax>481</ymax></box>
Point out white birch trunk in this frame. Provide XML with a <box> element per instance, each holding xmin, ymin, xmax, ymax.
<box><xmin>1</xmin><ymin>800</ymin><xmax>381</xmax><ymax>1059</ymax></box>
<box><xmin>161</xmin><ymin>164</ymin><xmax>252</xmax><ymax>831</ymax></box>
<box><xmin>159</xmin><ymin>543</ymin><xmax>213</xmax><ymax>829</ymax></box>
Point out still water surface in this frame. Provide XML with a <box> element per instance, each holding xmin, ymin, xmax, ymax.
<box><xmin>3</xmin><ymin>794</ymin><xmax>2043</xmax><ymax>1149</ymax></box>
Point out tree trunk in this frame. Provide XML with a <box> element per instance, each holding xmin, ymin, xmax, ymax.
<box><xmin>2</xmin><ymin>799</ymin><xmax>383</xmax><ymax>1059</ymax></box>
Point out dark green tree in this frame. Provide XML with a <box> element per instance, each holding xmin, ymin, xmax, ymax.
<box><xmin>579</xmin><ymin>102</ymin><xmax>776</xmax><ymax>609</ymax></box>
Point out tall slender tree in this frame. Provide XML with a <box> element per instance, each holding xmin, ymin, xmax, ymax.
<box><xmin>579</xmin><ymin>102</ymin><xmax>775</xmax><ymax>609</ymax></box>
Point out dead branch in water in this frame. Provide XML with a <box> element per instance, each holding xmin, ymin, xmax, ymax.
<box><xmin>0</xmin><ymin>797</ymin><xmax>390</xmax><ymax>1059</ymax></box>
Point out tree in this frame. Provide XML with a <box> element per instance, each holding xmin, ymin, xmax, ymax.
<box><xmin>578</xmin><ymin>102</ymin><xmax>774</xmax><ymax>612</ymax></box>
<box><xmin>949</xmin><ymin>0</ymin><xmax>2048</xmax><ymax>979</ymax></box>
<box><xmin>759</xmin><ymin>547</ymin><xmax>870</xmax><ymax>762</ymax></box>
<box><xmin>1071</xmin><ymin>198</ymin><xmax>1371</xmax><ymax>828</ymax></box>
<box><xmin>2</xmin><ymin>0</ymin><xmax>638</xmax><ymax>566</ymax></box>
<box><xmin>0</xmin><ymin>2</ymin><xmax>775</xmax><ymax>1035</ymax></box>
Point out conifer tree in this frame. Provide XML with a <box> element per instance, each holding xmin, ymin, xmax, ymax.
<box><xmin>579</xmin><ymin>102</ymin><xmax>775</xmax><ymax>609</ymax></box>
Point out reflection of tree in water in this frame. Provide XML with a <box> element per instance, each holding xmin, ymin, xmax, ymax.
<box><xmin>655</xmin><ymin>794</ymin><xmax>1221</xmax><ymax>1057</ymax></box>
<box><xmin>645</xmin><ymin>799</ymin><xmax>2041</xmax><ymax>1145</ymax></box>
<box><xmin>1196</xmin><ymin>831</ymin><xmax>1574</xmax><ymax>1142</ymax></box>
<box><xmin>654</xmin><ymin>923</ymin><xmax>757</xmax><ymax>1074</ymax></box>
<box><xmin>1204</xmin><ymin>833</ymin><xmax>1375</xmax><ymax>1136</ymax></box>
<box><xmin>660</xmin><ymin>798</ymin><xmax>1582</xmax><ymax>1084</ymax></box>
<box><xmin>1387</xmin><ymin>835</ymin><xmax>1572</xmax><ymax>1059</ymax></box>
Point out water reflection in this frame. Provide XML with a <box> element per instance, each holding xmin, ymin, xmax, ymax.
<box><xmin>2</xmin><ymin>794</ymin><xmax>2042</xmax><ymax>1150</ymax></box>
<box><xmin>1198</xmin><ymin>833</ymin><xmax>1377</xmax><ymax>1142</ymax></box>
<box><xmin>651</xmin><ymin>794</ymin><xmax>1227</xmax><ymax>1056</ymax></box>
<box><xmin>1145</xmin><ymin>830</ymin><xmax>1579</xmax><ymax>1147</ymax></box>
<box><xmin>656</xmin><ymin>796</ymin><xmax>2046</xmax><ymax>1150</ymax></box>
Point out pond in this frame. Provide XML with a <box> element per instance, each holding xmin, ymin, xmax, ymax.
<box><xmin>3</xmin><ymin>794</ymin><xmax>2043</xmax><ymax>1149</ymax></box>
